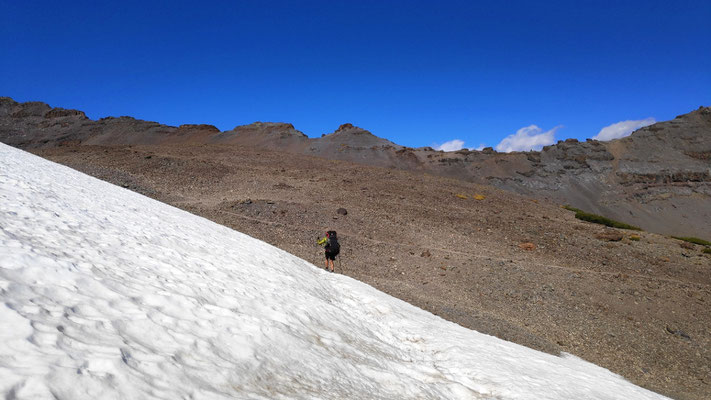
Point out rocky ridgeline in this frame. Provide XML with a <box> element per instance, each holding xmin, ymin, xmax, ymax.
<box><xmin>0</xmin><ymin>97</ymin><xmax>221</xmax><ymax>147</ymax></box>
<box><xmin>420</xmin><ymin>108</ymin><xmax>711</xmax><ymax>238</ymax></box>
<box><xmin>2</xmin><ymin>96</ymin><xmax>709</xmax><ymax>238</ymax></box>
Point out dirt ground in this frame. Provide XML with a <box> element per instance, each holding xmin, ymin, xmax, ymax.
<box><xmin>31</xmin><ymin>143</ymin><xmax>711</xmax><ymax>399</ymax></box>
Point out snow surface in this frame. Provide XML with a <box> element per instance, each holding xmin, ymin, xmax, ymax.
<box><xmin>0</xmin><ymin>142</ymin><xmax>668</xmax><ymax>400</ymax></box>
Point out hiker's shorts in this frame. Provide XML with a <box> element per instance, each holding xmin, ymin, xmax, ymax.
<box><xmin>325</xmin><ymin>248</ymin><xmax>339</xmax><ymax>260</ymax></box>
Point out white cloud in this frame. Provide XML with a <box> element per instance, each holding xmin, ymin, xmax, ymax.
<box><xmin>435</xmin><ymin>139</ymin><xmax>466</xmax><ymax>151</ymax></box>
<box><xmin>495</xmin><ymin>125</ymin><xmax>560</xmax><ymax>153</ymax></box>
<box><xmin>592</xmin><ymin>118</ymin><xmax>656</xmax><ymax>141</ymax></box>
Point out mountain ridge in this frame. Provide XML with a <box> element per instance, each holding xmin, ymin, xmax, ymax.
<box><xmin>2</xmin><ymin>96</ymin><xmax>709</xmax><ymax>238</ymax></box>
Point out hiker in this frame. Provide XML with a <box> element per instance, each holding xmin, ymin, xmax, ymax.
<box><xmin>317</xmin><ymin>230</ymin><xmax>340</xmax><ymax>272</ymax></box>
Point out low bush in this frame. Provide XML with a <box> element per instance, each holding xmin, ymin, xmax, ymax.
<box><xmin>671</xmin><ymin>236</ymin><xmax>711</xmax><ymax>246</ymax></box>
<box><xmin>562</xmin><ymin>205</ymin><xmax>642</xmax><ymax>231</ymax></box>
<box><xmin>703</xmin><ymin>247</ymin><xmax>711</xmax><ymax>254</ymax></box>
<box><xmin>562</xmin><ymin>205</ymin><xmax>583</xmax><ymax>213</ymax></box>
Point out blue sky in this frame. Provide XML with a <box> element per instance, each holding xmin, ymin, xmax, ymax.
<box><xmin>2</xmin><ymin>1</ymin><xmax>709</xmax><ymax>151</ymax></box>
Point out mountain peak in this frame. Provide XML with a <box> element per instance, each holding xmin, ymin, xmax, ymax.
<box><xmin>233</xmin><ymin>122</ymin><xmax>306</xmax><ymax>137</ymax></box>
<box><xmin>177</xmin><ymin>124</ymin><xmax>220</xmax><ymax>133</ymax></box>
<box><xmin>333</xmin><ymin>123</ymin><xmax>371</xmax><ymax>135</ymax></box>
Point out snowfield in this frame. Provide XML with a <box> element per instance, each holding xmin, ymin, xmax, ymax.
<box><xmin>0</xmin><ymin>142</ymin><xmax>667</xmax><ymax>400</ymax></box>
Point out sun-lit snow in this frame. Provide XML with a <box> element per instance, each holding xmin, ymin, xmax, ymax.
<box><xmin>0</xmin><ymin>143</ymin><xmax>668</xmax><ymax>399</ymax></box>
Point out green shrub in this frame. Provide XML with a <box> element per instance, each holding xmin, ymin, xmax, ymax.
<box><xmin>562</xmin><ymin>205</ymin><xmax>584</xmax><ymax>213</ymax></box>
<box><xmin>703</xmin><ymin>247</ymin><xmax>711</xmax><ymax>254</ymax></box>
<box><xmin>562</xmin><ymin>205</ymin><xmax>642</xmax><ymax>231</ymax></box>
<box><xmin>672</xmin><ymin>236</ymin><xmax>711</xmax><ymax>246</ymax></box>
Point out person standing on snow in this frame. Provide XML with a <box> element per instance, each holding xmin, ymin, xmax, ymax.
<box><xmin>317</xmin><ymin>230</ymin><xmax>340</xmax><ymax>272</ymax></box>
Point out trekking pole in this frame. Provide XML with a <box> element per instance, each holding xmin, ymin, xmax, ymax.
<box><xmin>338</xmin><ymin>239</ymin><xmax>344</xmax><ymax>273</ymax></box>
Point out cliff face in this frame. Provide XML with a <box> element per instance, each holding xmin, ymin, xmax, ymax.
<box><xmin>2</xmin><ymin>96</ymin><xmax>709</xmax><ymax>238</ymax></box>
<box><xmin>596</xmin><ymin>107</ymin><xmax>711</xmax><ymax>238</ymax></box>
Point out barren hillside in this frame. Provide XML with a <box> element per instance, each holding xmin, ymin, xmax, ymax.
<box><xmin>28</xmin><ymin>143</ymin><xmax>711</xmax><ymax>400</ymax></box>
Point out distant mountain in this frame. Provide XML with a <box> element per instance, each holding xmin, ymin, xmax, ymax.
<box><xmin>2</xmin><ymin>96</ymin><xmax>709</xmax><ymax>238</ymax></box>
